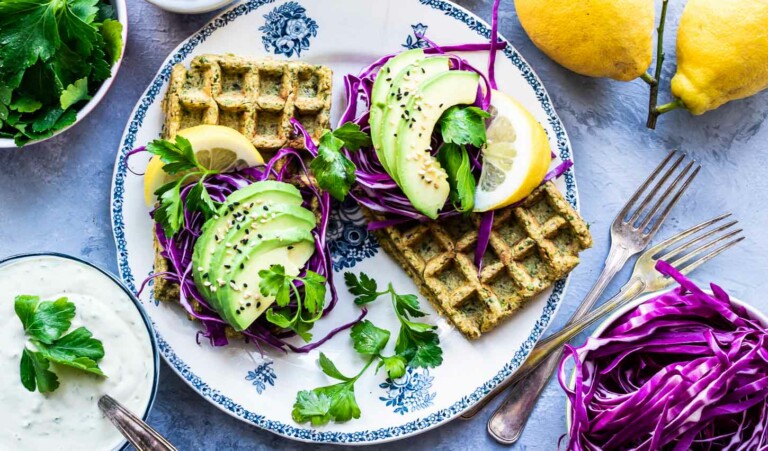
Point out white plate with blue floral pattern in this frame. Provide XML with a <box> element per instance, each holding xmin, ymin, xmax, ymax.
<box><xmin>110</xmin><ymin>0</ymin><xmax>581</xmax><ymax>444</ymax></box>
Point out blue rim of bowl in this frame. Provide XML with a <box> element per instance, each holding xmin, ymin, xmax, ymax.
<box><xmin>110</xmin><ymin>0</ymin><xmax>579</xmax><ymax>444</ymax></box>
<box><xmin>0</xmin><ymin>252</ymin><xmax>161</xmax><ymax>450</ymax></box>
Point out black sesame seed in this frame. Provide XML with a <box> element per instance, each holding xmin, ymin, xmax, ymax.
<box><xmin>263</xmin><ymin>205</ymin><xmax>269</xmax><ymax>211</ymax></box>
<box><xmin>439</xmin><ymin>103</ymin><xmax>444</xmax><ymax>108</ymax></box>
<box><xmin>246</xmin><ymin>303</ymin><xmax>252</xmax><ymax>307</ymax></box>
<box><xmin>236</xmin><ymin>310</ymin><xmax>241</xmax><ymax>315</ymax></box>
<box><xmin>245</xmin><ymin>229</ymin><xmax>250</xmax><ymax>234</ymax></box>
<box><xmin>203</xmin><ymin>272</ymin><xmax>209</xmax><ymax>278</ymax></box>
<box><xmin>421</xmin><ymin>67</ymin><xmax>426</xmax><ymax>74</ymax></box>
<box><xmin>240</xmin><ymin>263</ymin><xmax>245</xmax><ymax>269</ymax></box>
<box><xmin>243</xmin><ymin>283</ymin><xmax>248</xmax><ymax>288</ymax></box>
<box><xmin>257</xmin><ymin>234</ymin><xmax>263</xmax><ymax>239</ymax></box>
<box><xmin>287</xmin><ymin>245</ymin><xmax>294</xmax><ymax>250</ymax></box>
<box><xmin>256</xmin><ymin>301</ymin><xmax>262</xmax><ymax>308</ymax></box>
<box><xmin>224</xmin><ymin>265</ymin><xmax>231</xmax><ymax>269</ymax></box>
<box><xmin>385</xmin><ymin>77</ymin><xmax>391</xmax><ymax>82</ymax></box>
<box><xmin>233</xmin><ymin>201</ymin><xmax>240</xmax><ymax>206</ymax></box>
<box><xmin>214</xmin><ymin>234</ymin><xmax>220</xmax><ymax>241</ymax></box>
<box><xmin>236</xmin><ymin>224</ymin><xmax>241</xmax><ymax>230</ymax></box>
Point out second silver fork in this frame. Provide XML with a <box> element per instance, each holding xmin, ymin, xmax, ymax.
<box><xmin>461</xmin><ymin>150</ymin><xmax>699</xmax><ymax>429</ymax></box>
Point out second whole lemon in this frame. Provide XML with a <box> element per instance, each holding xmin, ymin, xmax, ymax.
<box><xmin>514</xmin><ymin>0</ymin><xmax>655</xmax><ymax>81</ymax></box>
<box><xmin>671</xmin><ymin>0</ymin><xmax>768</xmax><ymax>115</ymax></box>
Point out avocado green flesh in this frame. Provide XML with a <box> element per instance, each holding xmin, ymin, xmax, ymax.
<box><xmin>205</xmin><ymin>207</ymin><xmax>316</xmax><ymax>310</ymax></box>
<box><xmin>214</xmin><ymin>230</ymin><xmax>315</xmax><ymax>330</ymax></box>
<box><xmin>379</xmin><ymin>56</ymin><xmax>451</xmax><ymax>181</ymax></box>
<box><xmin>369</xmin><ymin>49</ymin><xmax>425</xmax><ymax>171</ymax></box>
<box><xmin>395</xmin><ymin>70</ymin><xmax>481</xmax><ymax>219</ymax></box>
<box><xmin>191</xmin><ymin>181</ymin><xmax>303</xmax><ymax>303</ymax></box>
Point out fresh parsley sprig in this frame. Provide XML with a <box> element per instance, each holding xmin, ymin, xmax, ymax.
<box><xmin>344</xmin><ymin>272</ymin><xmax>443</xmax><ymax>369</ymax></box>
<box><xmin>292</xmin><ymin>320</ymin><xmax>397</xmax><ymax>425</ymax></box>
<box><xmin>437</xmin><ymin>105</ymin><xmax>491</xmax><ymax>148</ymax></box>
<box><xmin>435</xmin><ymin>105</ymin><xmax>491</xmax><ymax>213</ymax></box>
<box><xmin>15</xmin><ymin>295</ymin><xmax>106</xmax><ymax>393</ymax></box>
<box><xmin>147</xmin><ymin>135</ymin><xmax>219</xmax><ymax>236</ymax></box>
<box><xmin>258</xmin><ymin>265</ymin><xmax>327</xmax><ymax>342</ymax></box>
<box><xmin>309</xmin><ymin>122</ymin><xmax>371</xmax><ymax>201</ymax></box>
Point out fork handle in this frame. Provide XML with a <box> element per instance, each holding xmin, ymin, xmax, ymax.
<box><xmin>513</xmin><ymin>277</ymin><xmax>645</xmax><ymax>379</ymax></box>
<box><xmin>486</xmin><ymin>278</ymin><xmax>645</xmax><ymax>443</ymax></box>
<box><xmin>461</xmin><ymin>244</ymin><xmax>633</xmax><ymax>420</ymax></box>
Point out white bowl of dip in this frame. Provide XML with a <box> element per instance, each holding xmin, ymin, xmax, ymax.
<box><xmin>0</xmin><ymin>253</ymin><xmax>159</xmax><ymax>451</ymax></box>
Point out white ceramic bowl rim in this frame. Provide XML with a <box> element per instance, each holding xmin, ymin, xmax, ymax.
<box><xmin>564</xmin><ymin>287</ymin><xmax>768</xmax><ymax>431</ymax></box>
<box><xmin>0</xmin><ymin>252</ymin><xmax>161</xmax><ymax>451</ymax></box>
<box><xmin>144</xmin><ymin>0</ymin><xmax>237</xmax><ymax>15</ymax></box>
<box><xmin>0</xmin><ymin>0</ymin><xmax>128</xmax><ymax>148</ymax></box>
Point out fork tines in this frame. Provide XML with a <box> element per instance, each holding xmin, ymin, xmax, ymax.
<box><xmin>619</xmin><ymin>150</ymin><xmax>701</xmax><ymax>237</ymax></box>
<box><xmin>650</xmin><ymin>213</ymin><xmax>744</xmax><ymax>275</ymax></box>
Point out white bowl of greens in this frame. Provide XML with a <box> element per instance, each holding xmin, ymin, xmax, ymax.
<box><xmin>0</xmin><ymin>0</ymin><xmax>127</xmax><ymax>148</ymax></box>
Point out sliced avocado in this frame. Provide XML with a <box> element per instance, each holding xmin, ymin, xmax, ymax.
<box><xmin>379</xmin><ymin>56</ymin><xmax>451</xmax><ymax>180</ymax></box>
<box><xmin>205</xmin><ymin>204</ymin><xmax>316</xmax><ymax>305</ymax></box>
<box><xmin>369</xmin><ymin>49</ymin><xmax>425</xmax><ymax>171</ymax></box>
<box><xmin>214</xmin><ymin>229</ymin><xmax>315</xmax><ymax>330</ymax></box>
<box><xmin>191</xmin><ymin>181</ymin><xmax>303</xmax><ymax>302</ymax></box>
<box><xmin>395</xmin><ymin>71</ymin><xmax>481</xmax><ymax>219</ymax></box>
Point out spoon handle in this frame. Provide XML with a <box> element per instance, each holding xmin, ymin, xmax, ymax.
<box><xmin>98</xmin><ymin>395</ymin><xmax>177</xmax><ymax>451</ymax></box>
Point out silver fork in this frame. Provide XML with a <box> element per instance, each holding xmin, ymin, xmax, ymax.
<box><xmin>461</xmin><ymin>150</ymin><xmax>699</xmax><ymax>424</ymax></box>
<box><xmin>487</xmin><ymin>214</ymin><xmax>743</xmax><ymax>443</ymax></box>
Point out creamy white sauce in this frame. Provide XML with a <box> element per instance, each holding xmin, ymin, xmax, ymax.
<box><xmin>0</xmin><ymin>256</ymin><xmax>155</xmax><ymax>451</ymax></box>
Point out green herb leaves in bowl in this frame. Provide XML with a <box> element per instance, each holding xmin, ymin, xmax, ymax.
<box><xmin>0</xmin><ymin>0</ymin><xmax>124</xmax><ymax>146</ymax></box>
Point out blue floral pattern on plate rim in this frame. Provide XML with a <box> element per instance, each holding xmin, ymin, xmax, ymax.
<box><xmin>245</xmin><ymin>359</ymin><xmax>277</xmax><ymax>394</ymax></box>
<box><xmin>110</xmin><ymin>0</ymin><xmax>579</xmax><ymax>443</ymax></box>
<box><xmin>380</xmin><ymin>367</ymin><xmax>436</xmax><ymax>415</ymax></box>
<box><xmin>259</xmin><ymin>1</ymin><xmax>318</xmax><ymax>57</ymax></box>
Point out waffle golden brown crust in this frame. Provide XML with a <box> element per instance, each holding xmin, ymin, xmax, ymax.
<box><xmin>365</xmin><ymin>181</ymin><xmax>592</xmax><ymax>339</ymax></box>
<box><xmin>162</xmin><ymin>54</ymin><xmax>332</xmax><ymax>159</ymax></box>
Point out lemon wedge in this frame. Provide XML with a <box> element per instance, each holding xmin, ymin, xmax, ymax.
<box><xmin>473</xmin><ymin>90</ymin><xmax>551</xmax><ymax>212</ymax></box>
<box><xmin>143</xmin><ymin>125</ymin><xmax>264</xmax><ymax>206</ymax></box>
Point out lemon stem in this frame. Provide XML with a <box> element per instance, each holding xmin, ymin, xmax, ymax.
<box><xmin>645</xmin><ymin>0</ymin><xmax>670</xmax><ymax>130</ymax></box>
<box><xmin>655</xmin><ymin>99</ymin><xmax>685</xmax><ymax>115</ymax></box>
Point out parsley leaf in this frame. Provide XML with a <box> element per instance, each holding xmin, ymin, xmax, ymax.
<box><xmin>318</xmin><ymin>352</ymin><xmax>353</xmax><ymax>381</ymax></box>
<box><xmin>292</xmin><ymin>390</ymin><xmax>332</xmax><ymax>425</ymax></box>
<box><xmin>293</xmin><ymin>353</ymin><xmax>370</xmax><ymax>425</ymax></box>
<box><xmin>59</xmin><ymin>77</ymin><xmax>90</xmax><ymax>109</ymax></box>
<box><xmin>378</xmin><ymin>355</ymin><xmax>407</xmax><ymax>379</ymax></box>
<box><xmin>15</xmin><ymin>295</ymin><xmax>75</xmax><ymax>344</ymax></box>
<box><xmin>343</xmin><ymin>272</ymin><xmax>382</xmax><ymax>305</ymax></box>
<box><xmin>146</xmin><ymin>135</ymin><xmax>200</xmax><ymax>173</ymax></box>
<box><xmin>20</xmin><ymin>349</ymin><xmax>60</xmax><ymax>393</ymax></box>
<box><xmin>309</xmin><ymin>122</ymin><xmax>372</xmax><ymax>201</ymax></box>
<box><xmin>437</xmin><ymin>143</ymin><xmax>476</xmax><ymax>213</ymax></box>
<box><xmin>350</xmin><ymin>320</ymin><xmax>390</xmax><ymax>356</ymax></box>
<box><xmin>36</xmin><ymin>326</ymin><xmax>106</xmax><ymax>376</ymax></box>
<box><xmin>14</xmin><ymin>295</ymin><xmax>106</xmax><ymax>393</ymax></box>
<box><xmin>343</xmin><ymin>275</ymin><xmax>444</xmax><ymax>369</ymax></box>
<box><xmin>259</xmin><ymin>265</ymin><xmax>328</xmax><ymax>342</ymax></box>
<box><xmin>310</xmin><ymin>132</ymin><xmax>356</xmax><ymax>201</ymax></box>
<box><xmin>330</xmin><ymin>122</ymin><xmax>372</xmax><ymax>151</ymax></box>
<box><xmin>146</xmin><ymin>136</ymin><xmax>219</xmax><ymax>236</ymax></box>
<box><xmin>437</xmin><ymin>105</ymin><xmax>491</xmax><ymax>148</ymax></box>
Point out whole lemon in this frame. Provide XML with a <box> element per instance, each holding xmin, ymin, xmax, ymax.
<box><xmin>514</xmin><ymin>0</ymin><xmax>655</xmax><ymax>81</ymax></box>
<box><xmin>671</xmin><ymin>0</ymin><xmax>768</xmax><ymax>115</ymax></box>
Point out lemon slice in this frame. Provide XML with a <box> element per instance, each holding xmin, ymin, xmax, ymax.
<box><xmin>473</xmin><ymin>90</ymin><xmax>552</xmax><ymax>212</ymax></box>
<box><xmin>143</xmin><ymin>125</ymin><xmax>264</xmax><ymax>205</ymax></box>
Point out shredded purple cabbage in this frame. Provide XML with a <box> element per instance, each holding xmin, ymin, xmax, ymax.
<box><xmin>559</xmin><ymin>260</ymin><xmax>768</xmax><ymax>450</ymax></box>
<box><xmin>140</xmin><ymin>148</ymin><xmax>365</xmax><ymax>352</ymax></box>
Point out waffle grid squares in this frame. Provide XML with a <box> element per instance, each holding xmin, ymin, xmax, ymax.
<box><xmin>162</xmin><ymin>54</ymin><xmax>332</xmax><ymax>158</ymax></box>
<box><xmin>367</xmin><ymin>181</ymin><xmax>592</xmax><ymax>339</ymax></box>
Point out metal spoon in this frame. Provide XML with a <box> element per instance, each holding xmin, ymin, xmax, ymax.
<box><xmin>98</xmin><ymin>394</ymin><xmax>177</xmax><ymax>451</ymax></box>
